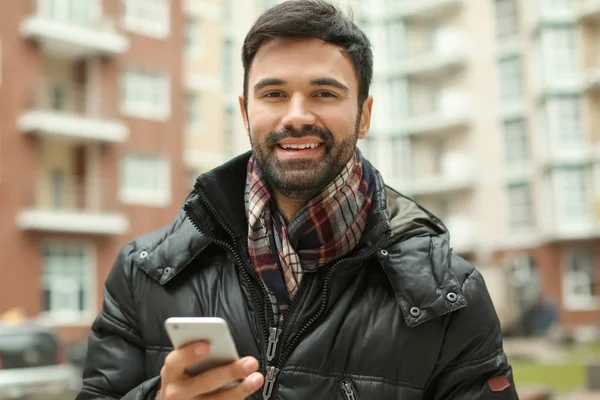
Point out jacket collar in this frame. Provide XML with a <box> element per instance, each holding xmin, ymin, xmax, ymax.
<box><xmin>135</xmin><ymin>151</ymin><xmax>468</xmax><ymax>326</ymax></box>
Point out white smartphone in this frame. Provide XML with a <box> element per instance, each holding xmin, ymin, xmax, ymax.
<box><xmin>164</xmin><ymin>317</ymin><xmax>240</xmax><ymax>378</ymax></box>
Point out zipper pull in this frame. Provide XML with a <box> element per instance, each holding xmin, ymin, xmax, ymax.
<box><xmin>266</xmin><ymin>327</ymin><xmax>282</xmax><ymax>362</ymax></box>
<box><xmin>341</xmin><ymin>379</ymin><xmax>358</xmax><ymax>400</ymax></box>
<box><xmin>262</xmin><ymin>366</ymin><xmax>279</xmax><ymax>400</ymax></box>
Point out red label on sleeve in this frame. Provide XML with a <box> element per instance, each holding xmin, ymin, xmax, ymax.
<box><xmin>488</xmin><ymin>376</ymin><xmax>511</xmax><ymax>392</ymax></box>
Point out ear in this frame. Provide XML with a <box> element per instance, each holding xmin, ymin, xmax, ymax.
<box><xmin>238</xmin><ymin>95</ymin><xmax>249</xmax><ymax>132</ymax></box>
<box><xmin>357</xmin><ymin>96</ymin><xmax>373</xmax><ymax>139</ymax></box>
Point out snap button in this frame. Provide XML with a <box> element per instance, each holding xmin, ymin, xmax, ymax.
<box><xmin>140</xmin><ymin>251</ymin><xmax>148</xmax><ymax>259</ymax></box>
<box><xmin>163</xmin><ymin>267</ymin><xmax>173</xmax><ymax>276</ymax></box>
<box><xmin>446</xmin><ymin>292</ymin><xmax>458</xmax><ymax>303</ymax></box>
<box><xmin>380</xmin><ymin>249</ymin><xmax>389</xmax><ymax>257</ymax></box>
<box><xmin>409</xmin><ymin>307</ymin><xmax>421</xmax><ymax>318</ymax></box>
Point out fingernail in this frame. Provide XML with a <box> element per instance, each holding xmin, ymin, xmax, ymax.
<box><xmin>251</xmin><ymin>373</ymin><xmax>262</xmax><ymax>386</ymax></box>
<box><xmin>195</xmin><ymin>344</ymin><xmax>208</xmax><ymax>357</ymax></box>
<box><xmin>242</xmin><ymin>358</ymin><xmax>255</xmax><ymax>374</ymax></box>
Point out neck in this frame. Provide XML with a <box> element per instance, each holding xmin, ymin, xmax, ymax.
<box><xmin>272</xmin><ymin>191</ymin><xmax>307</xmax><ymax>224</ymax></box>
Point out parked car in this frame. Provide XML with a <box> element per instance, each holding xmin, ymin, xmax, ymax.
<box><xmin>0</xmin><ymin>322</ymin><xmax>81</xmax><ymax>399</ymax></box>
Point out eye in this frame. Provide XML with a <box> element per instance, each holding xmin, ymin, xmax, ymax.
<box><xmin>263</xmin><ymin>92</ymin><xmax>285</xmax><ymax>98</ymax></box>
<box><xmin>315</xmin><ymin>91</ymin><xmax>337</xmax><ymax>98</ymax></box>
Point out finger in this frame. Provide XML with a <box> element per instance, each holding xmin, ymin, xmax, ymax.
<box><xmin>202</xmin><ymin>372</ymin><xmax>264</xmax><ymax>400</ymax></box>
<box><xmin>190</xmin><ymin>357</ymin><xmax>260</xmax><ymax>395</ymax></box>
<box><xmin>162</xmin><ymin>341</ymin><xmax>210</xmax><ymax>380</ymax></box>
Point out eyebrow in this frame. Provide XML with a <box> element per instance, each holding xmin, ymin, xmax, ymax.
<box><xmin>252</xmin><ymin>77</ymin><xmax>350</xmax><ymax>92</ymax></box>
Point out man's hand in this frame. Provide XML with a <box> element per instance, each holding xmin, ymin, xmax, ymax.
<box><xmin>158</xmin><ymin>341</ymin><xmax>264</xmax><ymax>400</ymax></box>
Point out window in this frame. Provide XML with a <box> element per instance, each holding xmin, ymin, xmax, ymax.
<box><xmin>545</xmin><ymin>96</ymin><xmax>582</xmax><ymax>151</ymax></box>
<box><xmin>186</xmin><ymin>93</ymin><xmax>202</xmax><ymax>131</ymax></box>
<box><xmin>542</xmin><ymin>26</ymin><xmax>577</xmax><ymax>81</ymax></box>
<box><xmin>39</xmin><ymin>0</ymin><xmax>96</xmax><ymax>26</ymax></box>
<box><xmin>541</xmin><ymin>0</ymin><xmax>573</xmax><ymax>13</ymax></box>
<box><xmin>498</xmin><ymin>56</ymin><xmax>523</xmax><ymax>104</ymax></box>
<box><xmin>123</xmin><ymin>0</ymin><xmax>170</xmax><ymax>38</ymax></box>
<box><xmin>120</xmin><ymin>154</ymin><xmax>170</xmax><ymax>206</ymax></box>
<box><xmin>504</xmin><ymin>119</ymin><xmax>528</xmax><ymax>166</ymax></box>
<box><xmin>387</xmin><ymin>21</ymin><xmax>406</xmax><ymax>62</ymax></box>
<box><xmin>185</xmin><ymin>18</ymin><xmax>203</xmax><ymax>56</ymax></box>
<box><xmin>121</xmin><ymin>69</ymin><xmax>170</xmax><ymax>119</ymax></box>
<box><xmin>495</xmin><ymin>0</ymin><xmax>518</xmax><ymax>40</ymax></box>
<box><xmin>563</xmin><ymin>248</ymin><xmax>597</xmax><ymax>310</ymax></box>
<box><xmin>556</xmin><ymin>166</ymin><xmax>589</xmax><ymax>221</ymax></box>
<box><xmin>42</xmin><ymin>243</ymin><xmax>93</xmax><ymax>320</ymax></box>
<box><xmin>508</xmin><ymin>183</ymin><xmax>533</xmax><ymax>230</ymax></box>
<box><xmin>223</xmin><ymin>38</ymin><xmax>235</xmax><ymax>91</ymax></box>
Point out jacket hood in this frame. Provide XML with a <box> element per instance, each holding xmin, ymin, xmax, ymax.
<box><xmin>133</xmin><ymin>151</ymin><xmax>469</xmax><ymax>327</ymax></box>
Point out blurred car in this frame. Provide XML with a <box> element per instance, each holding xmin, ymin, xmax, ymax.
<box><xmin>0</xmin><ymin>322</ymin><xmax>81</xmax><ymax>399</ymax></box>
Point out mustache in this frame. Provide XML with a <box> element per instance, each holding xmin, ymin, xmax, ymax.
<box><xmin>265</xmin><ymin>126</ymin><xmax>334</xmax><ymax>148</ymax></box>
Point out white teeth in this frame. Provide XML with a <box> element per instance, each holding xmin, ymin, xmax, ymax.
<box><xmin>280</xmin><ymin>143</ymin><xmax>320</xmax><ymax>150</ymax></box>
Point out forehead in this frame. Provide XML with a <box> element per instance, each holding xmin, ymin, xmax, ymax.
<box><xmin>249</xmin><ymin>38</ymin><xmax>358</xmax><ymax>89</ymax></box>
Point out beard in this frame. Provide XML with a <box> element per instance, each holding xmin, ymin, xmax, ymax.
<box><xmin>249</xmin><ymin>123</ymin><xmax>359</xmax><ymax>201</ymax></box>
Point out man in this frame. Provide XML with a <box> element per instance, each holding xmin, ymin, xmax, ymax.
<box><xmin>76</xmin><ymin>1</ymin><xmax>519</xmax><ymax>399</ymax></box>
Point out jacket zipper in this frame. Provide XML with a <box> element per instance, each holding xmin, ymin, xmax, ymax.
<box><xmin>340</xmin><ymin>379</ymin><xmax>358</xmax><ymax>400</ymax></box>
<box><xmin>278</xmin><ymin>240</ymin><xmax>385</xmax><ymax>365</ymax></box>
<box><xmin>186</xmin><ymin>188</ymin><xmax>389</xmax><ymax>400</ymax></box>
<box><xmin>183</xmin><ymin>193</ymin><xmax>274</xmax><ymax>376</ymax></box>
<box><xmin>263</xmin><ymin>236</ymin><xmax>387</xmax><ymax>399</ymax></box>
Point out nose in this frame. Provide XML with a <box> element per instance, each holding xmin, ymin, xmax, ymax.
<box><xmin>280</xmin><ymin>94</ymin><xmax>317</xmax><ymax>130</ymax></box>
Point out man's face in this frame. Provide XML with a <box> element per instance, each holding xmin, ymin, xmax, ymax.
<box><xmin>240</xmin><ymin>38</ymin><xmax>373</xmax><ymax>200</ymax></box>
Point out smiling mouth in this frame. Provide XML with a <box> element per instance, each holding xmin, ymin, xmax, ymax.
<box><xmin>277</xmin><ymin>143</ymin><xmax>323</xmax><ymax>150</ymax></box>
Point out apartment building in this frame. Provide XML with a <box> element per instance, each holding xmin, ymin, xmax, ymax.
<box><xmin>358</xmin><ymin>0</ymin><xmax>600</xmax><ymax>329</ymax></box>
<box><xmin>0</xmin><ymin>0</ymin><xmax>187</xmax><ymax>343</ymax></box>
<box><xmin>182</xmin><ymin>0</ymin><xmax>228</xmax><ymax>188</ymax></box>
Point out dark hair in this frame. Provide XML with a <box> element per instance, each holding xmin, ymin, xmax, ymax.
<box><xmin>241</xmin><ymin>0</ymin><xmax>373</xmax><ymax>110</ymax></box>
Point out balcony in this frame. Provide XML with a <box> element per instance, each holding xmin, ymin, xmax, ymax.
<box><xmin>578</xmin><ymin>0</ymin><xmax>600</xmax><ymax>20</ymax></box>
<box><xmin>406</xmin><ymin>154</ymin><xmax>474</xmax><ymax>196</ymax></box>
<box><xmin>20</xmin><ymin>0</ymin><xmax>129</xmax><ymax>58</ymax></box>
<box><xmin>18</xmin><ymin>81</ymin><xmax>128</xmax><ymax>143</ymax></box>
<box><xmin>17</xmin><ymin>177</ymin><xmax>128</xmax><ymax>235</ymax></box>
<box><xmin>402</xmin><ymin>92</ymin><xmax>472</xmax><ymax>136</ymax></box>
<box><xmin>387</xmin><ymin>32</ymin><xmax>466</xmax><ymax>79</ymax></box>
<box><xmin>393</xmin><ymin>0</ymin><xmax>464</xmax><ymax>21</ymax></box>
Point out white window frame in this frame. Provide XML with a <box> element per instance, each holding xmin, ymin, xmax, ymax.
<box><xmin>185</xmin><ymin>18</ymin><xmax>204</xmax><ymax>57</ymax></box>
<box><xmin>541</xmin><ymin>26</ymin><xmax>578</xmax><ymax>84</ymax></box>
<box><xmin>508</xmin><ymin>183</ymin><xmax>534</xmax><ymax>231</ymax></box>
<box><xmin>122</xmin><ymin>0</ymin><xmax>170</xmax><ymax>39</ymax></box>
<box><xmin>495</xmin><ymin>0</ymin><xmax>519</xmax><ymax>40</ymax></box>
<box><xmin>39</xmin><ymin>241</ymin><xmax>96</xmax><ymax>326</ymax></box>
<box><xmin>498</xmin><ymin>56</ymin><xmax>523</xmax><ymax>104</ymax></box>
<box><xmin>121</xmin><ymin>68</ymin><xmax>171</xmax><ymax>120</ymax></box>
<box><xmin>504</xmin><ymin>119</ymin><xmax>528</xmax><ymax>166</ymax></box>
<box><xmin>562</xmin><ymin>248</ymin><xmax>598</xmax><ymax>311</ymax></box>
<box><xmin>545</xmin><ymin>96</ymin><xmax>583</xmax><ymax>153</ymax></box>
<box><xmin>186</xmin><ymin>92</ymin><xmax>203</xmax><ymax>134</ymax></box>
<box><xmin>38</xmin><ymin>0</ymin><xmax>100</xmax><ymax>26</ymax></box>
<box><xmin>120</xmin><ymin>154</ymin><xmax>171</xmax><ymax>207</ymax></box>
<box><xmin>553</xmin><ymin>166</ymin><xmax>592</xmax><ymax>225</ymax></box>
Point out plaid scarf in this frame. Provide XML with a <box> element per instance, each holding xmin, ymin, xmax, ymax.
<box><xmin>245</xmin><ymin>151</ymin><xmax>374</xmax><ymax>316</ymax></box>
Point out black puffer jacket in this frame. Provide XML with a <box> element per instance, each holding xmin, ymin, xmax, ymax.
<box><xmin>76</xmin><ymin>152</ymin><xmax>519</xmax><ymax>400</ymax></box>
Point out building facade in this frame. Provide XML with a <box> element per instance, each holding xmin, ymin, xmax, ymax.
<box><xmin>0</xmin><ymin>0</ymin><xmax>189</xmax><ymax>343</ymax></box>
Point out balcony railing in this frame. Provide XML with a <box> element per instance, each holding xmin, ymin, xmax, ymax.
<box><xmin>18</xmin><ymin>80</ymin><xmax>128</xmax><ymax>143</ymax></box>
<box><xmin>26</xmin><ymin>80</ymin><xmax>117</xmax><ymax>119</ymax></box>
<box><xmin>20</xmin><ymin>0</ymin><xmax>129</xmax><ymax>57</ymax></box>
<box><xmin>17</xmin><ymin>177</ymin><xmax>128</xmax><ymax>235</ymax></box>
<box><xmin>25</xmin><ymin>177</ymin><xmax>119</xmax><ymax>213</ymax></box>
<box><xmin>29</xmin><ymin>0</ymin><xmax>118</xmax><ymax>33</ymax></box>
